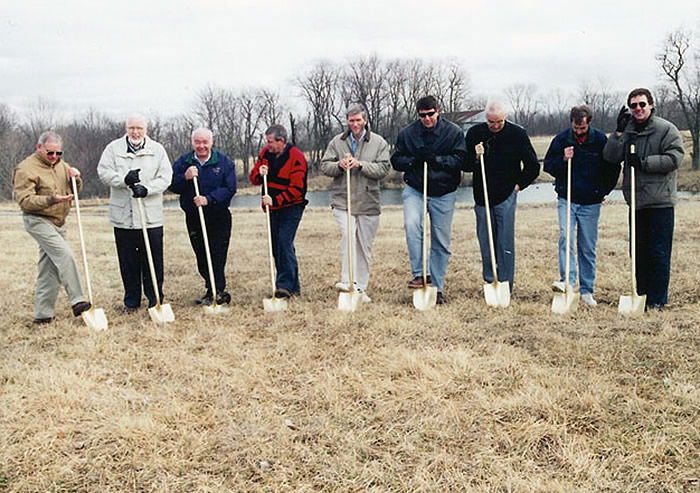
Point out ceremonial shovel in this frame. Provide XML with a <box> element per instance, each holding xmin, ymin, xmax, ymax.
<box><xmin>552</xmin><ymin>157</ymin><xmax>579</xmax><ymax>314</ymax></box>
<box><xmin>71</xmin><ymin>176</ymin><xmax>108</xmax><ymax>331</ymax></box>
<box><xmin>618</xmin><ymin>144</ymin><xmax>646</xmax><ymax>316</ymax></box>
<box><xmin>134</xmin><ymin>196</ymin><xmax>175</xmax><ymax>323</ymax></box>
<box><xmin>479</xmin><ymin>153</ymin><xmax>510</xmax><ymax>307</ymax></box>
<box><xmin>338</xmin><ymin>164</ymin><xmax>363</xmax><ymax>312</ymax></box>
<box><xmin>193</xmin><ymin>176</ymin><xmax>228</xmax><ymax>314</ymax></box>
<box><xmin>262</xmin><ymin>174</ymin><xmax>287</xmax><ymax>312</ymax></box>
<box><xmin>412</xmin><ymin>161</ymin><xmax>438</xmax><ymax>311</ymax></box>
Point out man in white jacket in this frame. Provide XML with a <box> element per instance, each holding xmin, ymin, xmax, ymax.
<box><xmin>98</xmin><ymin>114</ymin><xmax>172</xmax><ymax>312</ymax></box>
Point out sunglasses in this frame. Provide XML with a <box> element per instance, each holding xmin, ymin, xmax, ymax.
<box><xmin>629</xmin><ymin>102</ymin><xmax>648</xmax><ymax>109</ymax></box>
<box><xmin>46</xmin><ymin>151</ymin><xmax>63</xmax><ymax>157</ymax></box>
<box><xmin>418</xmin><ymin>110</ymin><xmax>437</xmax><ymax>118</ymax></box>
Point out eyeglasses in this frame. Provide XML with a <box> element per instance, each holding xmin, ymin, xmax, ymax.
<box><xmin>46</xmin><ymin>151</ymin><xmax>63</xmax><ymax>157</ymax></box>
<box><xmin>418</xmin><ymin>111</ymin><xmax>437</xmax><ymax>118</ymax></box>
<box><xmin>629</xmin><ymin>101</ymin><xmax>648</xmax><ymax>109</ymax></box>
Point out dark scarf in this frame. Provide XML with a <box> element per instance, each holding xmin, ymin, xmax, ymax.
<box><xmin>126</xmin><ymin>136</ymin><xmax>146</xmax><ymax>154</ymax></box>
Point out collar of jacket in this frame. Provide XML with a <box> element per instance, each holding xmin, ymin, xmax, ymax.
<box><xmin>185</xmin><ymin>149</ymin><xmax>220</xmax><ymax>167</ymax></box>
<box><xmin>116</xmin><ymin>136</ymin><xmax>156</xmax><ymax>157</ymax></box>
<box><xmin>264</xmin><ymin>143</ymin><xmax>292</xmax><ymax>162</ymax></box>
<box><xmin>420</xmin><ymin>116</ymin><xmax>445</xmax><ymax>136</ymax></box>
<box><xmin>625</xmin><ymin>115</ymin><xmax>657</xmax><ymax>137</ymax></box>
<box><xmin>34</xmin><ymin>152</ymin><xmax>59</xmax><ymax>168</ymax></box>
<box><xmin>340</xmin><ymin>126</ymin><xmax>370</xmax><ymax>142</ymax></box>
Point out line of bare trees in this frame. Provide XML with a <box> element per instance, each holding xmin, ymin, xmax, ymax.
<box><xmin>2</xmin><ymin>35</ymin><xmax>699</xmax><ymax>200</ymax></box>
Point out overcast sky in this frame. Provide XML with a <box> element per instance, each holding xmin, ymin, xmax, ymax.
<box><xmin>2</xmin><ymin>0</ymin><xmax>699</xmax><ymax>119</ymax></box>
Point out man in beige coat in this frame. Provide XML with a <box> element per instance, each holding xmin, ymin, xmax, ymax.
<box><xmin>321</xmin><ymin>104</ymin><xmax>391</xmax><ymax>302</ymax></box>
<box><xmin>13</xmin><ymin>131</ymin><xmax>91</xmax><ymax>324</ymax></box>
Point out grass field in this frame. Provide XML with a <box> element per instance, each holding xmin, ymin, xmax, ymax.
<box><xmin>1</xmin><ymin>195</ymin><xmax>699</xmax><ymax>492</ymax></box>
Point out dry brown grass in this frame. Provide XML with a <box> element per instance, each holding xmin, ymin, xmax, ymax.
<box><xmin>1</xmin><ymin>198</ymin><xmax>699</xmax><ymax>492</ymax></box>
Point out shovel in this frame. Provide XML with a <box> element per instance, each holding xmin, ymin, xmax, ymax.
<box><xmin>134</xmin><ymin>196</ymin><xmax>175</xmax><ymax>323</ymax></box>
<box><xmin>619</xmin><ymin>144</ymin><xmax>646</xmax><ymax>316</ymax></box>
<box><xmin>71</xmin><ymin>176</ymin><xmax>108</xmax><ymax>331</ymax></box>
<box><xmin>552</xmin><ymin>157</ymin><xmax>579</xmax><ymax>314</ymax></box>
<box><xmin>413</xmin><ymin>161</ymin><xmax>438</xmax><ymax>311</ymax></box>
<box><xmin>479</xmin><ymin>153</ymin><xmax>510</xmax><ymax>307</ymax></box>
<box><xmin>193</xmin><ymin>176</ymin><xmax>229</xmax><ymax>314</ymax></box>
<box><xmin>338</xmin><ymin>164</ymin><xmax>363</xmax><ymax>312</ymax></box>
<box><xmin>262</xmin><ymin>174</ymin><xmax>288</xmax><ymax>312</ymax></box>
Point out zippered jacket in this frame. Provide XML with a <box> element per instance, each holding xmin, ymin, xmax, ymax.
<box><xmin>169</xmin><ymin>149</ymin><xmax>237</xmax><ymax>214</ymax></box>
<box><xmin>249</xmin><ymin>143</ymin><xmax>308</xmax><ymax>210</ymax></box>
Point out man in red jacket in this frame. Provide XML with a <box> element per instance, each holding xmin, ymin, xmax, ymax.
<box><xmin>249</xmin><ymin>124</ymin><xmax>308</xmax><ymax>298</ymax></box>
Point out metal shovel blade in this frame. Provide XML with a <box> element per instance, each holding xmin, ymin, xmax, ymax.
<box><xmin>552</xmin><ymin>290</ymin><xmax>579</xmax><ymax>314</ymax></box>
<box><xmin>82</xmin><ymin>307</ymin><xmax>108</xmax><ymax>331</ymax></box>
<box><xmin>263</xmin><ymin>297</ymin><xmax>288</xmax><ymax>312</ymax></box>
<box><xmin>413</xmin><ymin>285</ymin><xmax>438</xmax><ymax>311</ymax></box>
<box><xmin>618</xmin><ymin>293</ymin><xmax>646</xmax><ymax>316</ymax></box>
<box><xmin>148</xmin><ymin>303</ymin><xmax>175</xmax><ymax>323</ymax></box>
<box><xmin>203</xmin><ymin>303</ymin><xmax>229</xmax><ymax>315</ymax></box>
<box><xmin>338</xmin><ymin>291</ymin><xmax>363</xmax><ymax>312</ymax></box>
<box><xmin>484</xmin><ymin>281</ymin><xmax>510</xmax><ymax>308</ymax></box>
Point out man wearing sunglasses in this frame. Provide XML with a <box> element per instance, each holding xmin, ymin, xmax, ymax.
<box><xmin>464</xmin><ymin>100</ymin><xmax>540</xmax><ymax>294</ymax></box>
<box><xmin>13</xmin><ymin>131</ymin><xmax>91</xmax><ymax>324</ymax></box>
<box><xmin>391</xmin><ymin>95</ymin><xmax>467</xmax><ymax>305</ymax></box>
<box><xmin>603</xmin><ymin>88</ymin><xmax>684</xmax><ymax>311</ymax></box>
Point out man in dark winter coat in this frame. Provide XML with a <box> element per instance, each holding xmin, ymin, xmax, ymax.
<box><xmin>544</xmin><ymin>105</ymin><xmax>620</xmax><ymax>306</ymax></box>
<box><xmin>170</xmin><ymin>127</ymin><xmax>237</xmax><ymax>305</ymax></box>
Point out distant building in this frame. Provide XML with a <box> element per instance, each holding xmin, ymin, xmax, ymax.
<box><xmin>443</xmin><ymin>109</ymin><xmax>485</xmax><ymax>134</ymax></box>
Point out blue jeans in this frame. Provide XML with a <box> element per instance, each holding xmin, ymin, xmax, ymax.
<box><xmin>402</xmin><ymin>186</ymin><xmax>457</xmax><ymax>292</ymax></box>
<box><xmin>475</xmin><ymin>189</ymin><xmax>517</xmax><ymax>290</ymax></box>
<box><xmin>557</xmin><ymin>199</ymin><xmax>601</xmax><ymax>295</ymax></box>
<box><xmin>633</xmin><ymin>207</ymin><xmax>674</xmax><ymax>307</ymax></box>
<box><xmin>270</xmin><ymin>204</ymin><xmax>304</xmax><ymax>293</ymax></box>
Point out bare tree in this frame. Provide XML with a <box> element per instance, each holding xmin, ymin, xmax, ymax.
<box><xmin>505</xmin><ymin>83</ymin><xmax>539</xmax><ymax>130</ymax></box>
<box><xmin>657</xmin><ymin>28</ymin><xmax>700</xmax><ymax>169</ymax></box>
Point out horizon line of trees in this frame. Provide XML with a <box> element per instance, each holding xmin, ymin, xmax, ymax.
<box><xmin>2</xmin><ymin>29</ymin><xmax>699</xmax><ymax>199</ymax></box>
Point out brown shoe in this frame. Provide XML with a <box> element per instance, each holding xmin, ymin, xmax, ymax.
<box><xmin>407</xmin><ymin>275</ymin><xmax>432</xmax><ymax>289</ymax></box>
<box><xmin>33</xmin><ymin>317</ymin><xmax>55</xmax><ymax>325</ymax></box>
<box><xmin>436</xmin><ymin>292</ymin><xmax>447</xmax><ymax>305</ymax></box>
<box><xmin>71</xmin><ymin>301</ymin><xmax>92</xmax><ymax>317</ymax></box>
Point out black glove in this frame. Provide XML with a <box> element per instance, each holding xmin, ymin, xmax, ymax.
<box><xmin>124</xmin><ymin>168</ymin><xmax>141</xmax><ymax>186</ymax></box>
<box><xmin>627</xmin><ymin>153</ymin><xmax>642</xmax><ymax>168</ymax></box>
<box><xmin>416</xmin><ymin>146</ymin><xmax>436</xmax><ymax>165</ymax></box>
<box><xmin>130</xmin><ymin>184</ymin><xmax>148</xmax><ymax>198</ymax></box>
<box><xmin>616</xmin><ymin>106</ymin><xmax>631</xmax><ymax>133</ymax></box>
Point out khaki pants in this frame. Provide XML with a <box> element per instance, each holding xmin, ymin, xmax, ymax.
<box><xmin>332</xmin><ymin>208</ymin><xmax>380</xmax><ymax>292</ymax></box>
<box><xmin>23</xmin><ymin>214</ymin><xmax>85</xmax><ymax>318</ymax></box>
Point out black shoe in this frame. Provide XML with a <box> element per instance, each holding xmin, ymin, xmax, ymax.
<box><xmin>274</xmin><ymin>287</ymin><xmax>291</xmax><ymax>298</ymax></box>
<box><xmin>195</xmin><ymin>293</ymin><xmax>213</xmax><ymax>306</ymax></box>
<box><xmin>216</xmin><ymin>291</ymin><xmax>231</xmax><ymax>305</ymax></box>
<box><xmin>436</xmin><ymin>292</ymin><xmax>447</xmax><ymax>305</ymax></box>
<box><xmin>72</xmin><ymin>301</ymin><xmax>92</xmax><ymax>317</ymax></box>
<box><xmin>120</xmin><ymin>305</ymin><xmax>139</xmax><ymax>314</ymax></box>
<box><xmin>33</xmin><ymin>317</ymin><xmax>55</xmax><ymax>325</ymax></box>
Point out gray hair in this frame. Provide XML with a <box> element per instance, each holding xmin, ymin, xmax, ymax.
<box><xmin>265</xmin><ymin>124</ymin><xmax>288</xmax><ymax>142</ymax></box>
<box><xmin>346</xmin><ymin>104</ymin><xmax>368</xmax><ymax>120</ymax></box>
<box><xmin>191</xmin><ymin>127</ymin><xmax>214</xmax><ymax>141</ymax></box>
<box><xmin>485</xmin><ymin>100</ymin><xmax>508</xmax><ymax>117</ymax></box>
<box><xmin>37</xmin><ymin>131</ymin><xmax>62</xmax><ymax>146</ymax></box>
<box><xmin>125</xmin><ymin>113</ymin><xmax>147</xmax><ymax>128</ymax></box>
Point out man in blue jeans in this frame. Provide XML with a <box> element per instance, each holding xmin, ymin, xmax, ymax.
<box><xmin>391</xmin><ymin>95</ymin><xmax>467</xmax><ymax>305</ymax></box>
<box><xmin>464</xmin><ymin>100</ymin><xmax>540</xmax><ymax>293</ymax></box>
<box><xmin>544</xmin><ymin>105</ymin><xmax>620</xmax><ymax>306</ymax></box>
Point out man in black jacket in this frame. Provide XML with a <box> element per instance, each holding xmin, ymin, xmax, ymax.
<box><xmin>391</xmin><ymin>95</ymin><xmax>467</xmax><ymax>304</ymax></box>
<box><xmin>464</xmin><ymin>100</ymin><xmax>539</xmax><ymax>292</ymax></box>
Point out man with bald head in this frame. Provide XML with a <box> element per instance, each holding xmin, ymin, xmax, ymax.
<box><xmin>98</xmin><ymin>114</ymin><xmax>172</xmax><ymax>312</ymax></box>
<box><xmin>464</xmin><ymin>100</ymin><xmax>539</xmax><ymax>293</ymax></box>
<box><xmin>170</xmin><ymin>128</ymin><xmax>237</xmax><ymax>305</ymax></box>
<box><xmin>13</xmin><ymin>131</ymin><xmax>91</xmax><ymax>324</ymax></box>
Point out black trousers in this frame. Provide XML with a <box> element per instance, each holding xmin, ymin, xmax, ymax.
<box><xmin>185</xmin><ymin>208</ymin><xmax>232</xmax><ymax>295</ymax></box>
<box><xmin>114</xmin><ymin>226</ymin><xmax>164</xmax><ymax>308</ymax></box>
<box><xmin>633</xmin><ymin>207</ymin><xmax>674</xmax><ymax>307</ymax></box>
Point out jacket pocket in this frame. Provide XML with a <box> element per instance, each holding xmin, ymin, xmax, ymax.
<box><xmin>143</xmin><ymin>195</ymin><xmax>163</xmax><ymax>225</ymax></box>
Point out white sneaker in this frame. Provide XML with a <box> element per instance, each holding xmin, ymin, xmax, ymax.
<box><xmin>581</xmin><ymin>293</ymin><xmax>597</xmax><ymax>307</ymax></box>
<box><xmin>335</xmin><ymin>282</ymin><xmax>350</xmax><ymax>292</ymax></box>
<box><xmin>551</xmin><ymin>281</ymin><xmax>566</xmax><ymax>293</ymax></box>
<box><xmin>354</xmin><ymin>286</ymin><xmax>372</xmax><ymax>303</ymax></box>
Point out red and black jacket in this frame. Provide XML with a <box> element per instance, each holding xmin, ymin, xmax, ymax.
<box><xmin>249</xmin><ymin>143</ymin><xmax>308</xmax><ymax>210</ymax></box>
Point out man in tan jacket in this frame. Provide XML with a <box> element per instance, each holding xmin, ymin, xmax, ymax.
<box><xmin>321</xmin><ymin>104</ymin><xmax>391</xmax><ymax>302</ymax></box>
<box><xmin>13</xmin><ymin>131</ymin><xmax>91</xmax><ymax>324</ymax></box>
